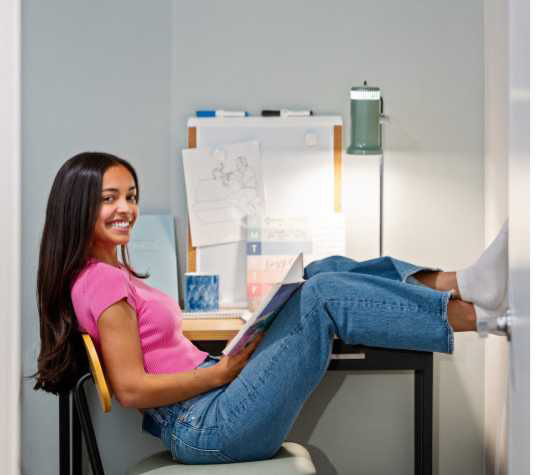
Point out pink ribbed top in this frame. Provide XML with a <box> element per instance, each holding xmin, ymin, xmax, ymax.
<box><xmin>71</xmin><ymin>259</ymin><xmax>207</xmax><ymax>374</ymax></box>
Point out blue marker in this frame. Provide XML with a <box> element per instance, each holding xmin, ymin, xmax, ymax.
<box><xmin>196</xmin><ymin>110</ymin><xmax>250</xmax><ymax>118</ymax></box>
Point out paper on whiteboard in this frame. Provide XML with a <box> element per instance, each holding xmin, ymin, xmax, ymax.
<box><xmin>182</xmin><ymin>141</ymin><xmax>266</xmax><ymax>247</ymax></box>
<box><xmin>246</xmin><ymin>212</ymin><xmax>346</xmax><ymax>311</ymax></box>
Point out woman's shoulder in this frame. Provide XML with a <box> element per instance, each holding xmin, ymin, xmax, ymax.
<box><xmin>72</xmin><ymin>259</ymin><xmax>130</xmax><ymax>298</ymax></box>
<box><xmin>71</xmin><ymin>259</ymin><xmax>137</xmax><ymax>331</ymax></box>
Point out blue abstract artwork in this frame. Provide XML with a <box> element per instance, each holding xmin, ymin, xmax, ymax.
<box><xmin>184</xmin><ymin>274</ymin><xmax>219</xmax><ymax>312</ymax></box>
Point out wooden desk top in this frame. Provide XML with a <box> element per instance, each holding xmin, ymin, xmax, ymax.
<box><xmin>182</xmin><ymin>318</ymin><xmax>244</xmax><ymax>341</ymax></box>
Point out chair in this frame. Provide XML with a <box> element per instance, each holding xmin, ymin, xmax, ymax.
<box><xmin>74</xmin><ymin>334</ymin><xmax>317</xmax><ymax>475</ymax></box>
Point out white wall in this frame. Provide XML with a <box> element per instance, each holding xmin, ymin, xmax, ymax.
<box><xmin>21</xmin><ymin>3</ymin><xmax>173</xmax><ymax>474</ymax></box>
<box><xmin>483</xmin><ymin>1</ymin><xmax>531</xmax><ymax>473</ymax></box>
<box><xmin>506</xmin><ymin>0</ymin><xmax>530</xmax><ymax>472</ymax></box>
<box><xmin>0</xmin><ymin>1</ymin><xmax>21</xmax><ymax>474</ymax></box>
<box><xmin>483</xmin><ymin>0</ymin><xmax>509</xmax><ymax>473</ymax></box>
<box><xmin>22</xmin><ymin>1</ymin><xmax>486</xmax><ymax>474</ymax></box>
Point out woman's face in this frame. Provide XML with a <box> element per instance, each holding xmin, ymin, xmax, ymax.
<box><xmin>92</xmin><ymin>165</ymin><xmax>139</xmax><ymax>252</ymax></box>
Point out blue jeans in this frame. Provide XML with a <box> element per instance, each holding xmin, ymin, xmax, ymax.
<box><xmin>142</xmin><ymin>256</ymin><xmax>453</xmax><ymax>464</ymax></box>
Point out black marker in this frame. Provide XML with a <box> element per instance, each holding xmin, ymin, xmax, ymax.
<box><xmin>261</xmin><ymin>109</ymin><xmax>313</xmax><ymax>117</ymax></box>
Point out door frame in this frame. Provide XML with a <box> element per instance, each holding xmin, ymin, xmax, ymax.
<box><xmin>0</xmin><ymin>0</ymin><xmax>22</xmax><ymax>473</ymax></box>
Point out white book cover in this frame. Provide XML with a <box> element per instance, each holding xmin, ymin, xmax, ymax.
<box><xmin>223</xmin><ymin>253</ymin><xmax>304</xmax><ymax>356</ymax></box>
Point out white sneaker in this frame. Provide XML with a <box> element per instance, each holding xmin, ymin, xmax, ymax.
<box><xmin>457</xmin><ymin>221</ymin><xmax>508</xmax><ymax>310</ymax></box>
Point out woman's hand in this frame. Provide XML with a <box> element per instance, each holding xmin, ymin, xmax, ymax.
<box><xmin>211</xmin><ymin>334</ymin><xmax>263</xmax><ymax>386</ymax></box>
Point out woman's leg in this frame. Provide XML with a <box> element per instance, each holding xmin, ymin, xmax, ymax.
<box><xmin>413</xmin><ymin>271</ymin><xmax>460</xmax><ymax>297</ymax></box>
<box><xmin>156</xmin><ymin>256</ymin><xmax>476</xmax><ymax>464</ymax></box>
<box><xmin>304</xmin><ymin>255</ymin><xmax>433</xmax><ymax>283</ymax></box>
<box><xmin>217</xmin><ymin>267</ymin><xmax>459</xmax><ymax>462</ymax></box>
<box><xmin>446</xmin><ymin>298</ymin><xmax>476</xmax><ymax>331</ymax></box>
<box><xmin>305</xmin><ymin>255</ymin><xmax>473</xmax><ymax>331</ymax></box>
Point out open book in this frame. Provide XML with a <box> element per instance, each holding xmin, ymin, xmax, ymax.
<box><xmin>222</xmin><ymin>253</ymin><xmax>304</xmax><ymax>356</ymax></box>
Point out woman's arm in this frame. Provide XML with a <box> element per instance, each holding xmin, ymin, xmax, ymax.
<box><xmin>97</xmin><ymin>299</ymin><xmax>259</xmax><ymax>409</ymax></box>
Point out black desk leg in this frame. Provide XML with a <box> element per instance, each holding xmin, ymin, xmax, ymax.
<box><xmin>59</xmin><ymin>392</ymin><xmax>71</xmax><ymax>475</ymax></box>
<box><xmin>414</xmin><ymin>355</ymin><xmax>433</xmax><ymax>475</ymax></box>
<box><xmin>73</xmin><ymin>401</ymin><xmax>82</xmax><ymax>475</ymax></box>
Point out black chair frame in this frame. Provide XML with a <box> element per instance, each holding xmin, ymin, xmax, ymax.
<box><xmin>73</xmin><ymin>372</ymin><xmax>106</xmax><ymax>475</ymax></box>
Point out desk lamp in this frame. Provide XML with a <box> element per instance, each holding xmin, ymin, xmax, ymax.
<box><xmin>347</xmin><ymin>82</ymin><xmax>383</xmax><ymax>155</ymax></box>
<box><xmin>346</xmin><ymin>82</ymin><xmax>384</xmax><ymax>254</ymax></box>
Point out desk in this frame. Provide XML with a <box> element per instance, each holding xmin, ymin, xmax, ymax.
<box><xmin>60</xmin><ymin>319</ymin><xmax>433</xmax><ymax>475</ymax></box>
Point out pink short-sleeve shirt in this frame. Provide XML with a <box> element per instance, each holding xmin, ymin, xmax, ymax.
<box><xmin>71</xmin><ymin>259</ymin><xmax>207</xmax><ymax>374</ymax></box>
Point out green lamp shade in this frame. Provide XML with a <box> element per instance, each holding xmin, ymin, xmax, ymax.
<box><xmin>347</xmin><ymin>86</ymin><xmax>382</xmax><ymax>155</ymax></box>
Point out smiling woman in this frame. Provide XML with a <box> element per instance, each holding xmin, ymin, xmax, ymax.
<box><xmin>33</xmin><ymin>151</ymin><xmax>506</xmax><ymax>466</ymax></box>
<box><xmin>33</xmin><ymin>152</ymin><xmax>147</xmax><ymax>393</ymax></box>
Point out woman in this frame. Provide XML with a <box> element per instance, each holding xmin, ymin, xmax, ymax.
<box><xmin>34</xmin><ymin>152</ymin><xmax>508</xmax><ymax>464</ymax></box>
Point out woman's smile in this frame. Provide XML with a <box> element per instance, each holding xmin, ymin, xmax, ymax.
<box><xmin>107</xmin><ymin>219</ymin><xmax>132</xmax><ymax>233</ymax></box>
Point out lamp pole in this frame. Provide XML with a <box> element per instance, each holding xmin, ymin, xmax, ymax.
<box><xmin>346</xmin><ymin>83</ymin><xmax>385</xmax><ymax>257</ymax></box>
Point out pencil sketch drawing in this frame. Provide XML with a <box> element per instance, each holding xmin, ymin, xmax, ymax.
<box><xmin>182</xmin><ymin>141</ymin><xmax>265</xmax><ymax>247</ymax></box>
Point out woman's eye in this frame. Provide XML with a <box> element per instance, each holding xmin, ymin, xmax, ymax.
<box><xmin>128</xmin><ymin>195</ymin><xmax>138</xmax><ymax>202</ymax></box>
<box><xmin>102</xmin><ymin>196</ymin><xmax>114</xmax><ymax>203</ymax></box>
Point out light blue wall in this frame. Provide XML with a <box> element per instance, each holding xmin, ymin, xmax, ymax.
<box><xmin>22</xmin><ymin>2</ymin><xmax>172</xmax><ymax>474</ymax></box>
<box><xmin>22</xmin><ymin>1</ymin><xmax>484</xmax><ymax>474</ymax></box>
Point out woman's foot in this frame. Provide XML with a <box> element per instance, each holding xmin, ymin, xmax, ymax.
<box><xmin>415</xmin><ymin>221</ymin><xmax>509</xmax><ymax>335</ymax></box>
<box><xmin>474</xmin><ymin>299</ymin><xmax>508</xmax><ymax>337</ymax></box>
<box><xmin>456</xmin><ymin>221</ymin><xmax>508</xmax><ymax>310</ymax></box>
<box><xmin>447</xmin><ymin>299</ymin><xmax>506</xmax><ymax>335</ymax></box>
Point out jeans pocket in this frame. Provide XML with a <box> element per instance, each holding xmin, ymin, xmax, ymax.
<box><xmin>175</xmin><ymin>391</ymin><xmax>221</xmax><ymax>431</ymax></box>
<box><xmin>170</xmin><ymin>435</ymin><xmax>235</xmax><ymax>464</ymax></box>
<box><xmin>142</xmin><ymin>405</ymin><xmax>175</xmax><ymax>438</ymax></box>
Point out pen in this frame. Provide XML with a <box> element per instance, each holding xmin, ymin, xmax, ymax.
<box><xmin>261</xmin><ymin>109</ymin><xmax>313</xmax><ymax>117</ymax></box>
<box><xmin>196</xmin><ymin>110</ymin><xmax>250</xmax><ymax>118</ymax></box>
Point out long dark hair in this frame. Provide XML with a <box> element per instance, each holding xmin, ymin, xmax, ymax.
<box><xmin>34</xmin><ymin>152</ymin><xmax>145</xmax><ymax>394</ymax></box>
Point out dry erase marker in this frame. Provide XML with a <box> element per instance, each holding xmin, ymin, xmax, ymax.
<box><xmin>196</xmin><ymin>110</ymin><xmax>250</xmax><ymax>117</ymax></box>
<box><xmin>261</xmin><ymin>109</ymin><xmax>313</xmax><ymax>117</ymax></box>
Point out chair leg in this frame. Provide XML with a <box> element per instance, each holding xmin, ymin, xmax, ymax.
<box><xmin>59</xmin><ymin>392</ymin><xmax>70</xmax><ymax>475</ymax></box>
<box><xmin>73</xmin><ymin>373</ymin><xmax>106</xmax><ymax>475</ymax></box>
<box><xmin>73</xmin><ymin>401</ymin><xmax>82</xmax><ymax>475</ymax></box>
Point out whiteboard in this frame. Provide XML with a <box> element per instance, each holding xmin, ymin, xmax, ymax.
<box><xmin>185</xmin><ymin>117</ymin><xmax>379</xmax><ymax>307</ymax></box>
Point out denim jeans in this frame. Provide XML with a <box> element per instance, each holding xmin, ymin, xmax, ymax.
<box><xmin>142</xmin><ymin>255</ymin><xmax>453</xmax><ymax>464</ymax></box>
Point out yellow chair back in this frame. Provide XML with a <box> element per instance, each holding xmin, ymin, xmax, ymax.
<box><xmin>81</xmin><ymin>334</ymin><xmax>112</xmax><ymax>413</ymax></box>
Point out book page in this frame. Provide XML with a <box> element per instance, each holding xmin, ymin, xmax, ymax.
<box><xmin>223</xmin><ymin>253</ymin><xmax>304</xmax><ymax>356</ymax></box>
<box><xmin>308</xmin><ymin>212</ymin><xmax>346</xmax><ymax>264</ymax></box>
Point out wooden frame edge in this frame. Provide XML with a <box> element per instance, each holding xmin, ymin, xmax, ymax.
<box><xmin>187</xmin><ymin>127</ymin><xmax>197</xmax><ymax>272</ymax></box>
<box><xmin>334</xmin><ymin>125</ymin><xmax>342</xmax><ymax>212</ymax></box>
